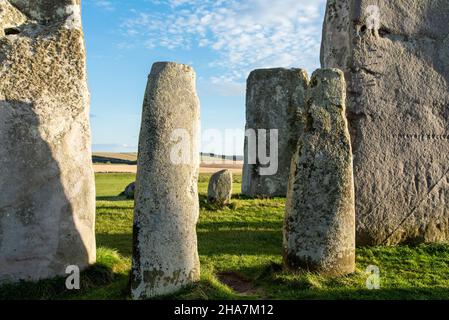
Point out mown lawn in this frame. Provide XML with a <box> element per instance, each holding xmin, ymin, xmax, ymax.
<box><xmin>1</xmin><ymin>173</ymin><xmax>449</xmax><ymax>300</ymax></box>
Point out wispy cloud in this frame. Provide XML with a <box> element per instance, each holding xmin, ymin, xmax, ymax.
<box><xmin>91</xmin><ymin>0</ymin><xmax>115</xmax><ymax>11</ymax></box>
<box><xmin>122</xmin><ymin>0</ymin><xmax>326</xmax><ymax>95</ymax></box>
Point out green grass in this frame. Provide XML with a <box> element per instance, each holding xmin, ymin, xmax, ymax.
<box><xmin>1</xmin><ymin>173</ymin><xmax>449</xmax><ymax>300</ymax></box>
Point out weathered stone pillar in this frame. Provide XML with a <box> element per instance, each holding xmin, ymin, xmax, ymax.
<box><xmin>321</xmin><ymin>0</ymin><xmax>449</xmax><ymax>245</ymax></box>
<box><xmin>284</xmin><ymin>69</ymin><xmax>355</xmax><ymax>276</ymax></box>
<box><xmin>242</xmin><ymin>68</ymin><xmax>309</xmax><ymax>197</ymax></box>
<box><xmin>131</xmin><ymin>62</ymin><xmax>201</xmax><ymax>299</ymax></box>
<box><xmin>0</xmin><ymin>0</ymin><xmax>96</xmax><ymax>283</ymax></box>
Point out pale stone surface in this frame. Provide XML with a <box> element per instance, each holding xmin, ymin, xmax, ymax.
<box><xmin>284</xmin><ymin>69</ymin><xmax>355</xmax><ymax>276</ymax></box>
<box><xmin>321</xmin><ymin>0</ymin><xmax>449</xmax><ymax>245</ymax></box>
<box><xmin>8</xmin><ymin>0</ymin><xmax>81</xmax><ymax>25</ymax></box>
<box><xmin>0</xmin><ymin>0</ymin><xmax>27</xmax><ymax>37</ymax></box>
<box><xmin>242</xmin><ymin>68</ymin><xmax>309</xmax><ymax>197</ymax></box>
<box><xmin>208</xmin><ymin>170</ymin><xmax>233</xmax><ymax>205</ymax></box>
<box><xmin>0</xmin><ymin>0</ymin><xmax>96</xmax><ymax>283</ymax></box>
<box><xmin>131</xmin><ymin>62</ymin><xmax>200</xmax><ymax>299</ymax></box>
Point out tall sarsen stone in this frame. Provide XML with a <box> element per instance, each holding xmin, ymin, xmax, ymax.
<box><xmin>284</xmin><ymin>69</ymin><xmax>355</xmax><ymax>276</ymax></box>
<box><xmin>321</xmin><ymin>0</ymin><xmax>449</xmax><ymax>245</ymax></box>
<box><xmin>242</xmin><ymin>68</ymin><xmax>309</xmax><ymax>197</ymax></box>
<box><xmin>131</xmin><ymin>62</ymin><xmax>201</xmax><ymax>299</ymax></box>
<box><xmin>0</xmin><ymin>0</ymin><xmax>96</xmax><ymax>283</ymax></box>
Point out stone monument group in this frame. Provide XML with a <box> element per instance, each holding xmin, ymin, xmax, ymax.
<box><xmin>0</xmin><ymin>0</ymin><xmax>448</xmax><ymax>300</ymax></box>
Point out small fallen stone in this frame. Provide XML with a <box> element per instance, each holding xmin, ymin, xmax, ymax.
<box><xmin>123</xmin><ymin>182</ymin><xmax>136</xmax><ymax>199</ymax></box>
<box><xmin>208</xmin><ymin>170</ymin><xmax>233</xmax><ymax>206</ymax></box>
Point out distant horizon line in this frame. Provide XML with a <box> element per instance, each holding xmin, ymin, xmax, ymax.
<box><xmin>92</xmin><ymin>151</ymin><xmax>244</xmax><ymax>158</ymax></box>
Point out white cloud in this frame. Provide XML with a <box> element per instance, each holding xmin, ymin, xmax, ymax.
<box><xmin>92</xmin><ymin>0</ymin><xmax>115</xmax><ymax>11</ymax></box>
<box><xmin>122</xmin><ymin>0</ymin><xmax>326</xmax><ymax>95</ymax></box>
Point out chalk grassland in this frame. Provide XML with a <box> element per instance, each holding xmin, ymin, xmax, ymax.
<box><xmin>1</xmin><ymin>173</ymin><xmax>449</xmax><ymax>300</ymax></box>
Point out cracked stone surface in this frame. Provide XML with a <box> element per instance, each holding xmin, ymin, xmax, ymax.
<box><xmin>131</xmin><ymin>62</ymin><xmax>201</xmax><ymax>299</ymax></box>
<box><xmin>242</xmin><ymin>68</ymin><xmax>309</xmax><ymax>197</ymax></box>
<box><xmin>284</xmin><ymin>69</ymin><xmax>355</xmax><ymax>276</ymax></box>
<box><xmin>0</xmin><ymin>0</ymin><xmax>96</xmax><ymax>283</ymax></box>
<box><xmin>321</xmin><ymin>0</ymin><xmax>449</xmax><ymax>245</ymax></box>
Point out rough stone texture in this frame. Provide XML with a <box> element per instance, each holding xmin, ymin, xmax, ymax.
<box><xmin>131</xmin><ymin>62</ymin><xmax>200</xmax><ymax>299</ymax></box>
<box><xmin>0</xmin><ymin>0</ymin><xmax>27</xmax><ymax>37</ymax></box>
<box><xmin>242</xmin><ymin>68</ymin><xmax>309</xmax><ymax>197</ymax></box>
<box><xmin>320</xmin><ymin>0</ymin><xmax>351</xmax><ymax>72</ymax></box>
<box><xmin>284</xmin><ymin>69</ymin><xmax>355</xmax><ymax>276</ymax></box>
<box><xmin>123</xmin><ymin>182</ymin><xmax>136</xmax><ymax>200</ymax></box>
<box><xmin>321</xmin><ymin>0</ymin><xmax>449</xmax><ymax>245</ymax></box>
<box><xmin>0</xmin><ymin>0</ymin><xmax>96</xmax><ymax>283</ymax></box>
<box><xmin>208</xmin><ymin>170</ymin><xmax>233</xmax><ymax>205</ymax></box>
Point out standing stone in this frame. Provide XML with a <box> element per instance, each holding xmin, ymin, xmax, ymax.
<box><xmin>284</xmin><ymin>69</ymin><xmax>355</xmax><ymax>276</ymax></box>
<box><xmin>131</xmin><ymin>62</ymin><xmax>200</xmax><ymax>299</ymax></box>
<box><xmin>242</xmin><ymin>68</ymin><xmax>309</xmax><ymax>197</ymax></box>
<box><xmin>208</xmin><ymin>170</ymin><xmax>233</xmax><ymax>205</ymax></box>
<box><xmin>321</xmin><ymin>0</ymin><xmax>449</xmax><ymax>245</ymax></box>
<box><xmin>0</xmin><ymin>0</ymin><xmax>96</xmax><ymax>283</ymax></box>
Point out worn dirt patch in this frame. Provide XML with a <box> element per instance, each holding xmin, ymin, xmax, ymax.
<box><xmin>217</xmin><ymin>272</ymin><xmax>259</xmax><ymax>295</ymax></box>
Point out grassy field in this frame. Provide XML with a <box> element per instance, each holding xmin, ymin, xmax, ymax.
<box><xmin>1</xmin><ymin>173</ymin><xmax>449</xmax><ymax>300</ymax></box>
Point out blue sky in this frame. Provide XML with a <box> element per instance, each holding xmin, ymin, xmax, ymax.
<box><xmin>82</xmin><ymin>0</ymin><xmax>327</xmax><ymax>155</ymax></box>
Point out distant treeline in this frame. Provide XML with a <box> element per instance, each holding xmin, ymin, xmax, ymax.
<box><xmin>200</xmin><ymin>152</ymin><xmax>244</xmax><ymax>161</ymax></box>
<box><xmin>92</xmin><ymin>156</ymin><xmax>137</xmax><ymax>165</ymax></box>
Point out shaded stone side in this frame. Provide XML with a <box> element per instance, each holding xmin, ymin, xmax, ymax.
<box><xmin>242</xmin><ymin>68</ymin><xmax>309</xmax><ymax>197</ymax></box>
<box><xmin>131</xmin><ymin>62</ymin><xmax>201</xmax><ymax>299</ymax></box>
<box><xmin>208</xmin><ymin>169</ymin><xmax>233</xmax><ymax>205</ymax></box>
<box><xmin>284</xmin><ymin>69</ymin><xmax>355</xmax><ymax>276</ymax></box>
<box><xmin>0</xmin><ymin>0</ymin><xmax>96</xmax><ymax>283</ymax></box>
<box><xmin>321</xmin><ymin>0</ymin><xmax>449</xmax><ymax>245</ymax></box>
<box><xmin>320</xmin><ymin>0</ymin><xmax>351</xmax><ymax>73</ymax></box>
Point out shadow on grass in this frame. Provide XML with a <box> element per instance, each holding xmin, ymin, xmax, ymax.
<box><xmin>197</xmin><ymin>261</ymin><xmax>449</xmax><ymax>300</ymax></box>
<box><xmin>97</xmin><ymin>206</ymin><xmax>134</xmax><ymax>212</ymax></box>
<box><xmin>96</xmin><ymin>234</ymin><xmax>133</xmax><ymax>258</ymax></box>
<box><xmin>198</xmin><ymin>220</ymin><xmax>283</xmax><ymax>231</ymax></box>
<box><xmin>198</xmin><ymin>195</ymin><xmax>236</xmax><ymax>211</ymax></box>
<box><xmin>230</xmin><ymin>194</ymin><xmax>286</xmax><ymax>201</ymax></box>
<box><xmin>95</xmin><ymin>224</ymin><xmax>282</xmax><ymax>259</ymax></box>
<box><xmin>198</xmin><ymin>229</ymin><xmax>282</xmax><ymax>256</ymax></box>
<box><xmin>262</xmin><ymin>286</ymin><xmax>449</xmax><ymax>300</ymax></box>
<box><xmin>96</xmin><ymin>195</ymin><xmax>130</xmax><ymax>202</ymax></box>
<box><xmin>0</xmin><ymin>248</ymin><xmax>129</xmax><ymax>300</ymax></box>
<box><xmin>165</xmin><ymin>258</ymin><xmax>449</xmax><ymax>300</ymax></box>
